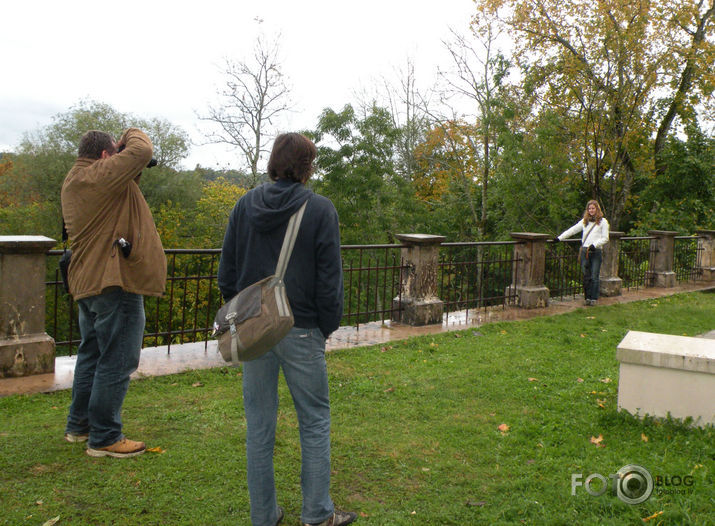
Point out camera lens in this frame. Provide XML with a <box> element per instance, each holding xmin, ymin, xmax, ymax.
<box><xmin>616</xmin><ymin>465</ymin><xmax>653</xmax><ymax>504</ymax></box>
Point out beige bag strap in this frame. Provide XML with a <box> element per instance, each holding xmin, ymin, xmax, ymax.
<box><xmin>582</xmin><ymin>222</ymin><xmax>597</xmax><ymax>247</ymax></box>
<box><xmin>274</xmin><ymin>200</ymin><xmax>308</xmax><ymax>281</ymax></box>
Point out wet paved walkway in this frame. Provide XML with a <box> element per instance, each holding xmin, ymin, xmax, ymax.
<box><xmin>1</xmin><ymin>282</ymin><xmax>712</xmax><ymax>397</ymax></box>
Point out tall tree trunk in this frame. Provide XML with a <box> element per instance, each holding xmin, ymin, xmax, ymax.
<box><xmin>654</xmin><ymin>2</ymin><xmax>714</xmax><ymax>175</ymax></box>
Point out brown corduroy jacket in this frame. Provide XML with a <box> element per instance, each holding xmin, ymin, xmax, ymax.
<box><xmin>61</xmin><ymin>128</ymin><xmax>166</xmax><ymax>300</ymax></box>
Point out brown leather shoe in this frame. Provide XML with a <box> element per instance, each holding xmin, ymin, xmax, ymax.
<box><xmin>86</xmin><ymin>438</ymin><xmax>146</xmax><ymax>458</ymax></box>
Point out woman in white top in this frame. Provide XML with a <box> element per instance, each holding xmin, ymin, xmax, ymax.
<box><xmin>555</xmin><ymin>200</ymin><xmax>610</xmax><ymax>306</ymax></box>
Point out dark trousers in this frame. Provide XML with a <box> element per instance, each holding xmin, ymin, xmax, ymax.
<box><xmin>580</xmin><ymin>247</ymin><xmax>603</xmax><ymax>301</ymax></box>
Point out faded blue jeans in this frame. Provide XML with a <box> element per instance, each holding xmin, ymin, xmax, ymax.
<box><xmin>242</xmin><ymin>327</ymin><xmax>334</xmax><ymax>526</ymax></box>
<box><xmin>65</xmin><ymin>289</ymin><xmax>145</xmax><ymax>448</ymax></box>
<box><xmin>580</xmin><ymin>247</ymin><xmax>603</xmax><ymax>300</ymax></box>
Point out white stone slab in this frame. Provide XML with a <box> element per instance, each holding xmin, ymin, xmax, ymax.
<box><xmin>616</xmin><ymin>331</ymin><xmax>714</xmax><ymax>374</ymax></box>
<box><xmin>616</xmin><ymin>331</ymin><xmax>715</xmax><ymax>426</ymax></box>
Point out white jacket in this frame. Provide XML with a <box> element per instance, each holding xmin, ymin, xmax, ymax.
<box><xmin>558</xmin><ymin>218</ymin><xmax>610</xmax><ymax>249</ymax></box>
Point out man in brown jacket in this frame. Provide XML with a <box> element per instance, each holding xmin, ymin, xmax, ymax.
<box><xmin>61</xmin><ymin>128</ymin><xmax>166</xmax><ymax>458</ymax></box>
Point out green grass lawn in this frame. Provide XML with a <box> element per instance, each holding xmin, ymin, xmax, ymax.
<box><xmin>1</xmin><ymin>292</ymin><xmax>713</xmax><ymax>525</ymax></box>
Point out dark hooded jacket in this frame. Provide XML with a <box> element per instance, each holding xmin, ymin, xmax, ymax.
<box><xmin>217</xmin><ymin>179</ymin><xmax>343</xmax><ymax>338</ymax></box>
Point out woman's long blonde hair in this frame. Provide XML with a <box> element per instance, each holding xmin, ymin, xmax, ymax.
<box><xmin>582</xmin><ymin>200</ymin><xmax>605</xmax><ymax>225</ymax></box>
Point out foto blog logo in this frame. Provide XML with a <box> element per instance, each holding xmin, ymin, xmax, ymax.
<box><xmin>571</xmin><ymin>464</ymin><xmax>654</xmax><ymax>504</ymax></box>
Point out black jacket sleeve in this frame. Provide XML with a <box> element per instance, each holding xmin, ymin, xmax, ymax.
<box><xmin>217</xmin><ymin>201</ymin><xmax>241</xmax><ymax>302</ymax></box>
<box><xmin>314</xmin><ymin>201</ymin><xmax>344</xmax><ymax>338</ymax></box>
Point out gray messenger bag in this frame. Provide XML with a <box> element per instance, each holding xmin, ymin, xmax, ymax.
<box><xmin>212</xmin><ymin>200</ymin><xmax>307</xmax><ymax>364</ymax></box>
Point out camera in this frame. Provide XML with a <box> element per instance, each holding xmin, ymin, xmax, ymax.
<box><xmin>117</xmin><ymin>144</ymin><xmax>157</xmax><ymax>168</ymax></box>
<box><xmin>116</xmin><ymin>237</ymin><xmax>132</xmax><ymax>258</ymax></box>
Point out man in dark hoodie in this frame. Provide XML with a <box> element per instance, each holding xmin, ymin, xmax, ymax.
<box><xmin>218</xmin><ymin>133</ymin><xmax>357</xmax><ymax>526</ymax></box>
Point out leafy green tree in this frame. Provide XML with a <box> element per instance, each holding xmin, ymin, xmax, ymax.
<box><xmin>630</xmin><ymin>125</ymin><xmax>715</xmax><ymax>233</ymax></box>
<box><xmin>2</xmin><ymin>99</ymin><xmax>192</xmax><ymax>240</ymax></box>
<box><xmin>139</xmin><ymin>167</ymin><xmax>203</xmax><ymax>213</ymax></box>
<box><xmin>192</xmin><ymin>178</ymin><xmax>247</xmax><ymax>247</ymax></box>
<box><xmin>477</xmin><ymin>0</ymin><xmax>715</xmax><ymax>227</ymax></box>
<box><xmin>310</xmin><ymin>104</ymin><xmax>423</xmax><ymax>244</ymax></box>
<box><xmin>490</xmin><ymin>108</ymin><xmax>585</xmax><ymax>237</ymax></box>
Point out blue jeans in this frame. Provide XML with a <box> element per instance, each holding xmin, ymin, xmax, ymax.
<box><xmin>580</xmin><ymin>247</ymin><xmax>603</xmax><ymax>300</ymax></box>
<box><xmin>242</xmin><ymin>327</ymin><xmax>334</xmax><ymax>526</ymax></box>
<box><xmin>65</xmin><ymin>289</ymin><xmax>145</xmax><ymax>448</ymax></box>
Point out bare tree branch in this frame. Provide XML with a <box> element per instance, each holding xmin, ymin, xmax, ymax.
<box><xmin>198</xmin><ymin>35</ymin><xmax>292</xmax><ymax>186</ymax></box>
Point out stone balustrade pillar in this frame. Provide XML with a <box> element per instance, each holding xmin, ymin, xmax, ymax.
<box><xmin>0</xmin><ymin>236</ymin><xmax>57</xmax><ymax>377</ymax></box>
<box><xmin>507</xmin><ymin>233</ymin><xmax>550</xmax><ymax>308</ymax></box>
<box><xmin>647</xmin><ymin>231</ymin><xmax>678</xmax><ymax>288</ymax></box>
<box><xmin>392</xmin><ymin>234</ymin><xmax>445</xmax><ymax>326</ymax></box>
<box><xmin>600</xmin><ymin>231</ymin><xmax>624</xmax><ymax>297</ymax></box>
<box><xmin>696</xmin><ymin>230</ymin><xmax>715</xmax><ymax>282</ymax></box>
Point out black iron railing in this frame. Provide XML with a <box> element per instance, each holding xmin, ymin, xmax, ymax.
<box><xmin>340</xmin><ymin>244</ymin><xmax>407</xmax><ymax>327</ymax></box>
<box><xmin>674</xmin><ymin>236</ymin><xmax>703</xmax><ymax>282</ymax></box>
<box><xmin>619</xmin><ymin>237</ymin><xmax>654</xmax><ymax>290</ymax></box>
<box><xmin>46</xmin><ymin>235</ymin><xmax>707</xmax><ymax>356</ymax></box>
<box><xmin>46</xmin><ymin>246</ymin><xmax>409</xmax><ymax>355</ymax></box>
<box><xmin>438</xmin><ymin>241</ymin><xmax>519</xmax><ymax>314</ymax></box>
<box><xmin>545</xmin><ymin>239</ymin><xmax>582</xmax><ymax>300</ymax></box>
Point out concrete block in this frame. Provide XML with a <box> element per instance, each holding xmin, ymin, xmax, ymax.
<box><xmin>616</xmin><ymin>331</ymin><xmax>714</xmax><ymax>426</ymax></box>
<box><xmin>0</xmin><ymin>334</ymin><xmax>56</xmax><ymax>378</ymax></box>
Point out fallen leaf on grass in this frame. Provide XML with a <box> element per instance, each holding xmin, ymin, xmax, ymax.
<box><xmin>192</xmin><ymin>382</ymin><xmax>203</xmax><ymax>388</ymax></box>
<box><xmin>359</xmin><ymin>512</ymin><xmax>369</xmax><ymax>518</ymax></box>
<box><xmin>42</xmin><ymin>517</ymin><xmax>60</xmax><ymax>526</ymax></box>
<box><xmin>498</xmin><ymin>423</ymin><xmax>510</xmax><ymax>434</ymax></box>
<box><xmin>590</xmin><ymin>434</ymin><xmax>605</xmax><ymax>447</ymax></box>
<box><xmin>597</xmin><ymin>399</ymin><xmax>606</xmax><ymax>408</ymax></box>
<box><xmin>642</xmin><ymin>510</ymin><xmax>663</xmax><ymax>522</ymax></box>
<box><xmin>580</xmin><ymin>334</ymin><xmax>586</xmax><ymax>338</ymax></box>
<box><xmin>146</xmin><ymin>447</ymin><xmax>166</xmax><ymax>454</ymax></box>
<box><xmin>600</xmin><ymin>378</ymin><xmax>612</xmax><ymax>384</ymax></box>
<box><xmin>466</xmin><ymin>500</ymin><xmax>486</xmax><ymax>507</ymax></box>
<box><xmin>500</xmin><ymin>330</ymin><xmax>507</xmax><ymax>335</ymax></box>
<box><xmin>641</xmin><ymin>433</ymin><xmax>648</xmax><ymax>443</ymax></box>
<box><xmin>528</xmin><ymin>377</ymin><xmax>538</xmax><ymax>382</ymax></box>
<box><xmin>36</xmin><ymin>501</ymin><xmax>43</xmax><ymax>506</ymax></box>
<box><xmin>384</xmin><ymin>387</ymin><xmax>395</xmax><ymax>393</ymax></box>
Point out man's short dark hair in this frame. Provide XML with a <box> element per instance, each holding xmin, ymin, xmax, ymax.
<box><xmin>267</xmin><ymin>133</ymin><xmax>317</xmax><ymax>183</ymax></box>
<box><xmin>78</xmin><ymin>130</ymin><xmax>116</xmax><ymax>159</ymax></box>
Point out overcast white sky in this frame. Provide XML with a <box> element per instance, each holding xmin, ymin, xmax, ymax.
<box><xmin>1</xmin><ymin>0</ymin><xmax>477</xmax><ymax>170</ymax></box>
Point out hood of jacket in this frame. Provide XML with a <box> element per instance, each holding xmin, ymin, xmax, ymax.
<box><xmin>243</xmin><ymin>179</ymin><xmax>313</xmax><ymax>232</ymax></box>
